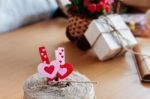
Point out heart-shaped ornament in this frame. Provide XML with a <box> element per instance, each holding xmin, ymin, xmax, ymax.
<box><xmin>57</xmin><ymin>63</ymin><xmax>73</xmax><ymax>80</ymax></box>
<box><xmin>38</xmin><ymin>60</ymin><xmax>60</xmax><ymax>79</ymax></box>
<box><xmin>44</xmin><ymin>65</ymin><xmax>55</xmax><ymax>74</ymax></box>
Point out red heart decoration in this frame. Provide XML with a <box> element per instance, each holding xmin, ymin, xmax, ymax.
<box><xmin>44</xmin><ymin>65</ymin><xmax>55</xmax><ymax>74</ymax></box>
<box><xmin>61</xmin><ymin>56</ymin><xmax>64</xmax><ymax>58</ymax></box>
<box><xmin>57</xmin><ymin>63</ymin><xmax>73</xmax><ymax>80</ymax></box>
<box><xmin>59</xmin><ymin>60</ymin><xmax>62</xmax><ymax>63</ymax></box>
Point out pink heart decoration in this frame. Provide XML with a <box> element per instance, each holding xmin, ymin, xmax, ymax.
<box><xmin>58</xmin><ymin>68</ymin><xmax>67</xmax><ymax>75</ymax></box>
<box><xmin>57</xmin><ymin>63</ymin><xmax>73</xmax><ymax>80</ymax></box>
<box><xmin>38</xmin><ymin>60</ymin><xmax>60</xmax><ymax>79</ymax></box>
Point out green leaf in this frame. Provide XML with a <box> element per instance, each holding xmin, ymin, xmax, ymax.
<box><xmin>66</xmin><ymin>4</ymin><xmax>72</xmax><ymax>7</ymax></box>
<box><xmin>73</xmin><ymin>0</ymin><xmax>80</xmax><ymax>5</ymax></box>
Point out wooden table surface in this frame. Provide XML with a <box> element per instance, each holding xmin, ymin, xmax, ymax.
<box><xmin>0</xmin><ymin>18</ymin><xmax>150</xmax><ymax>99</ymax></box>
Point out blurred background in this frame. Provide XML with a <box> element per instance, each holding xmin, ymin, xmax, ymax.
<box><xmin>0</xmin><ymin>0</ymin><xmax>150</xmax><ymax>37</ymax></box>
<box><xmin>0</xmin><ymin>0</ymin><xmax>150</xmax><ymax>99</ymax></box>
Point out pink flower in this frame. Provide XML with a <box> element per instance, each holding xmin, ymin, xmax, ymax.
<box><xmin>101</xmin><ymin>0</ymin><xmax>111</xmax><ymax>13</ymax></box>
<box><xmin>105</xmin><ymin>4</ymin><xmax>111</xmax><ymax>13</ymax></box>
<box><xmin>87</xmin><ymin>3</ymin><xmax>97</xmax><ymax>13</ymax></box>
<box><xmin>84</xmin><ymin>0</ymin><xmax>111</xmax><ymax>13</ymax></box>
<box><xmin>96</xmin><ymin>1</ymin><xmax>105</xmax><ymax>12</ymax></box>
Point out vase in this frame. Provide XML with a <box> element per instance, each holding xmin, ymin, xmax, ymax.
<box><xmin>66</xmin><ymin>15</ymin><xmax>92</xmax><ymax>50</ymax></box>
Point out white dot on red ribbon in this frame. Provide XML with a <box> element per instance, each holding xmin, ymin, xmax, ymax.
<box><xmin>43</xmin><ymin>61</ymin><xmax>46</xmax><ymax>63</ymax></box>
<box><xmin>44</xmin><ymin>55</ymin><xmax>47</xmax><ymax>58</ymax></box>
<box><xmin>41</xmin><ymin>53</ymin><xmax>44</xmax><ymax>56</ymax></box>
<box><xmin>42</xmin><ymin>49</ymin><xmax>45</xmax><ymax>52</ymax></box>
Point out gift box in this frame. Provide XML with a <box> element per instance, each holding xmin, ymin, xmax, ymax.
<box><xmin>84</xmin><ymin>14</ymin><xmax>138</xmax><ymax>61</ymax></box>
<box><xmin>65</xmin><ymin>0</ymin><xmax>121</xmax><ymax>51</ymax></box>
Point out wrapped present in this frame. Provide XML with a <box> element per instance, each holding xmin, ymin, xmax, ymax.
<box><xmin>84</xmin><ymin>14</ymin><xmax>138</xmax><ymax>61</ymax></box>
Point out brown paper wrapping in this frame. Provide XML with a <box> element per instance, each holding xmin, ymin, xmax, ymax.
<box><xmin>133</xmin><ymin>46</ymin><xmax>150</xmax><ymax>82</ymax></box>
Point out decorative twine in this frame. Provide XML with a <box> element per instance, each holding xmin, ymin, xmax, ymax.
<box><xmin>94</xmin><ymin>16</ymin><xmax>150</xmax><ymax>61</ymax></box>
<box><xmin>49</xmin><ymin>80</ymin><xmax>98</xmax><ymax>84</ymax></box>
<box><xmin>24</xmin><ymin>72</ymin><xmax>96</xmax><ymax>99</ymax></box>
<box><xmin>48</xmin><ymin>77</ymin><xmax>97</xmax><ymax>84</ymax></box>
<box><xmin>30</xmin><ymin>80</ymin><xmax>97</xmax><ymax>91</ymax></box>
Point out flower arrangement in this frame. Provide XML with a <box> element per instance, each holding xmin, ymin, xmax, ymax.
<box><xmin>65</xmin><ymin>0</ymin><xmax>121</xmax><ymax>50</ymax></box>
<box><xmin>67</xmin><ymin>0</ymin><xmax>113</xmax><ymax>18</ymax></box>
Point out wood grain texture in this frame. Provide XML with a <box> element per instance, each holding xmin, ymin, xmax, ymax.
<box><xmin>0</xmin><ymin>18</ymin><xmax>150</xmax><ymax>99</ymax></box>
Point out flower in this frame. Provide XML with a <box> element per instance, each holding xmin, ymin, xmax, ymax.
<box><xmin>104</xmin><ymin>0</ymin><xmax>111</xmax><ymax>13</ymax></box>
<box><xmin>87</xmin><ymin>3</ymin><xmax>97</xmax><ymax>13</ymax></box>
<box><xmin>99</xmin><ymin>0</ymin><xmax>111</xmax><ymax>13</ymax></box>
<box><xmin>105</xmin><ymin>4</ymin><xmax>111</xmax><ymax>13</ymax></box>
<box><xmin>85</xmin><ymin>0</ymin><xmax>111</xmax><ymax>13</ymax></box>
<box><xmin>67</xmin><ymin>0</ymin><xmax>113</xmax><ymax>18</ymax></box>
<box><xmin>96</xmin><ymin>1</ymin><xmax>105</xmax><ymax>12</ymax></box>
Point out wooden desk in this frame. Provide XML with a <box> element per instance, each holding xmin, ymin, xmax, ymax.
<box><xmin>0</xmin><ymin>18</ymin><xmax>150</xmax><ymax>99</ymax></box>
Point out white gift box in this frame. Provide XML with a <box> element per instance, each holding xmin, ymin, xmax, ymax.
<box><xmin>84</xmin><ymin>14</ymin><xmax>138</xmax><ymax>61</ymax></box>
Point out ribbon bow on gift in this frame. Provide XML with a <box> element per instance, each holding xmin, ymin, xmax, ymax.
<box><xmin>38</xmin><ymin>47</ymin><xmax>73</xmax><ymax>81</ymax></box>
